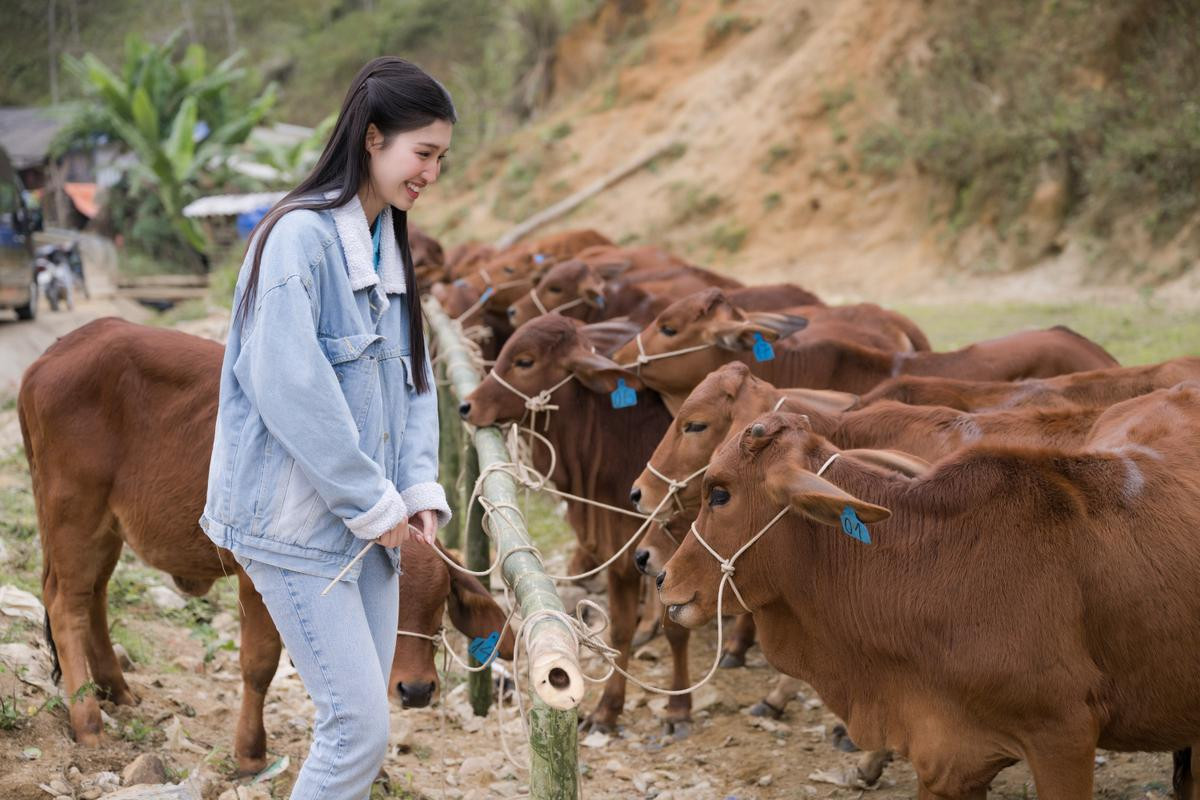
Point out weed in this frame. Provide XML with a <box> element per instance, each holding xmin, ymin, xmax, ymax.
<box><xmin>763</xmin><ymin>193</ymin><xmax>783</xmax><ymax>212</ymax></box>
<box><xmin>708</xmin><ymin>223</ymin><xmax>748</xmax><ymax>253</ymax></box>
<box><xmin>761</xmin><ymin>143</ymin><xmax>796</xmax><ymax>174</ymax></box>
<box><xmin>857</xmin><ymin>124</ymin><xmax>906</xmax><ymax>177</ymax></box>
<box><xmin>704</xmin><ymin>13</ymin><xmax>758</xmax><ymax>50</ymax></box>
<box><xmin>820</xmin><ymin>84</ymin><xmax>855</xmax><ymax>115</ymax></box>
<box><xmin>669</xmin><ymin>183</ymin><xmax>723</xmax><ymax>224</ymax></box>
<box><xmin>647</xmin><ymin>142</ymin><xmax>688</xmax><ymax>174</ymax></box>
<box><xmin>543</xmin><ymin>121</ymin><xmax>572</xmax><ymax>142</ymax></box>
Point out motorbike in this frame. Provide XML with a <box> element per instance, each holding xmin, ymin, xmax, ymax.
<box><xmin>33</xmin><ymin>244</ymin><xmax>76</xmax><ymax>312</ymax></box>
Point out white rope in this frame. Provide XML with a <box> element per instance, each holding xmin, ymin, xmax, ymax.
<box><xmin>528</xmin><ymin>287</ymin><xmax>587</xmax><ymax>317</ymax></box>
<box><xmin>619</xmin><ymin>332</ymin><xmax>714</xmax><ymax>371</ymax></box>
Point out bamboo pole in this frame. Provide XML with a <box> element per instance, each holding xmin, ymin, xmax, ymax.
<box><xmin>424</xmin><ymin>296</ymin><xmax>581</xmax><ymax>798</ymax></box>
<box><xmin>464</xmin><ymin>444</ymin><xmax>493</xmax><ymax>716</ymax></box>
<box><xmin>436</xmin><ymin>368</ymin><xmax>463</xmax><ymax>549</ymax></box>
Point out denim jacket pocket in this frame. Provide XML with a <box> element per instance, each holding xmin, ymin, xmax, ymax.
<box><xmin>320</xmin><ymin>333</ymin><xmax>384</xmax><ymax>432</ymax></box>
<box><xmin>271</xmin><ymin>457</ymin><xmax>325</xmax><ymax>545</ymax></box>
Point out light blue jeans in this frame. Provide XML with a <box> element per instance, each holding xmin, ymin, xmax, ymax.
<box><xmin>240</xmin><ymin>545</ymin><xmax>399</xmax><ymax>800</ymax></box>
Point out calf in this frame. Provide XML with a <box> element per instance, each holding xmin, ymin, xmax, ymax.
<box><xmin>659</xmin><ymin>383</ymin><xmax>1200</xmax><ymax>799</ymax></box>
<box><xmin>19</xmin><ymin>319</ymin><xmax>512</xmax><ymax>773</ymax></box>
<box><xmin>859</xmin><ymin>356</ymin><xmax>1200</xmax><ymax>412</ymax></box>
<box><xmin>613</xmin><ymin>289</ymin><xmax>1114</xmax><ymax>412</ymax></box>
<box><xmin>408</xmin><ymin>223</ymin><xmax>445</xmax><ymax>289</ymax></box>
<box><xmin>459</xmin><ymin>315</ymin><xmax>694</xmax><ymax>732</ymax></box>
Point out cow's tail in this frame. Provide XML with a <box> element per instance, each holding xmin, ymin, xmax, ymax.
<box><xmin>1174</xmin><ymin>748</ymin><xmax>1192</xmax><ymax>798</ymax></box>
<box><xmin>18</xmin><ymin>381</ymin><xmax>61</xmax><ymax>685</ymax></box>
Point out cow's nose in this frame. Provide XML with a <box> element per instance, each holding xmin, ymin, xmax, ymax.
<box><xmin>655</xmin><ymin>570</ymin><xmax>665</xmax><ymax>590</ymax></box>
<box><xmin>397</xmin><ymin>680</ymin><xmax>436</xmax><ymax>708</ymax></box>
<box><xmin>629</xmin><ymin>487</ymin><xmax>642</xmax><ymax>506</ymax></box>
<box><xmin>507</xmin><ymin>307</ymin><xmax>517</xmax><ymax>320</ymax></box>
<box><xmin>634</xmin><ymin>549</ymin><xmax>651</xmax><ymax>575</ymax></box>
<box><xmin>458</xmin><ymin>402</ymin><xmax>471</xmax><ymax>419</ymax></box>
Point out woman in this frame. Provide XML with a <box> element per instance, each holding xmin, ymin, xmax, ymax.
<box><xmin>200</xmin><ymin>57</ymin><xmax>454</xmax><ymax>799</ymax></box>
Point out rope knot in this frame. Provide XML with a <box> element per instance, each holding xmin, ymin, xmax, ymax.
<box><xmin>719</xmin><ymin>562</ymin><xmax>736</xmax><ymax>576</ymax></box>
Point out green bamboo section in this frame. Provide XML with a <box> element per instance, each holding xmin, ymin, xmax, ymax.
<box><xmin>424</xmin><ymin>296</ymin><xmax>580</xmax><ymax>800</ymax></box>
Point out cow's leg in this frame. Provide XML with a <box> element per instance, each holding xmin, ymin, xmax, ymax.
<box><xmin>661</xmin><ymin>610</ymin><xmax>691</xmax><ymax>737</ymax></box>
<box><xmin>917</xmin><ymin>787</ymin><xmax>987</xmax><ymax>800</ymax></box>
<box><xmin>718</xmin><ymin>613</ymin><xmax>756</xmax><ymax>668</ymax></box>
<box><xmin>41</xmin><ymin>499</ymin><xmax>115</xmax><ymax>746</ymax></box>
<box><xmin>632</xmin><ymin>576</ymin><xmax>661</xmax><ymax>649</ymax></box>
<box><xmin>1174</xmin><ymin>747</ymin><xmax>1200</xmax><ymax>799</ymax></box>
<box><xmin>84</xmin><ymin>524</ymin><xmax>135</xmax><ymax>705</ymax></box>
<box><xmin>1023</xmin><ymin>737</ymin><xmax>1095</xmax><ymax>800</ymax></box>
<box><xmin>233</xmin><ymin>568</ymin><xmax>282</xmax><ymax>776</ymax></box>
<box><xmin>857</xmin><ymin>748</ymin><xmax>894</xmax><ymax>786</ymax></box>
<box><xmin>582</xmin><ymin>568</ymin><xmax>640</xmax><ymax>732</ymax></box>
<box><xmin>749</xmin><ymin>673</ymin><xmax>803</xmax><ymax>718</ymax></box>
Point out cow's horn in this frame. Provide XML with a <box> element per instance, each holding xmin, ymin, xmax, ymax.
<box><xmin>750</xmin><ymin>423</ymin><xmax>766</xmax><ymax>438</ymax></box>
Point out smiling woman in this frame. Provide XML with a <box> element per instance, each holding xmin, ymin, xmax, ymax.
<box><xmin>199</xmin><ymin>56</ymin><xmax>457</xmax><ymax>800</ymax></box>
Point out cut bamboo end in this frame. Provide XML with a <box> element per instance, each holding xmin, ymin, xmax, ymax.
<box><xmin>527</xmin><ymin>621</ymin><xmax>586</xmax><ymax>710</ymax></box>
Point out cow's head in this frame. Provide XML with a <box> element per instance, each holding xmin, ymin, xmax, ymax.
<box><xmin>391</xmin><ymin>541</ymin><xmax>515</xmax><ymax>707</ymax></box>
<box><xmin>507</xmin><ymin>259</ymin><xmax>596</xmax><ymax>327</ymax></box>
<box><xmin>611</xmin><ymin>289</ymin><xmax>808</xmax><ymax>411</ymax></box>
<box><xmin>460</xmin><ymin>315</ymin><xmax>641</xmax><ymax>427</ymax></box>
<box><xmin>657</xmin><ymin>412</ymin><xmax>890</xmax><ymax>628</ymax></box>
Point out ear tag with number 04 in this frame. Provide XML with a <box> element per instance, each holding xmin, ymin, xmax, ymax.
<box><xmin>840</xmin><ymin>506</ymin><xmax>872</xmax><ymax>544</ymax></box>
<box><xmin>610</xmin><ymin>379</ymin><xmax>637</xmax><ymax>409</ymax></box>
<box><xmin>753</xmin><ymin>332</ymin><xmax>775</xmax><ymax>362</ymax></box>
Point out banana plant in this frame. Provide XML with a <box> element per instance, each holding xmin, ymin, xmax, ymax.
<box><xmin>54</xmin><ymin>31</ymin><xmax>277</xmax><ymax>258</ymax></box>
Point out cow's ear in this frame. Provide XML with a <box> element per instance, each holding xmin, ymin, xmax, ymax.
<box><xmin>565</xmin><ymin>348</ymin><xmax>643</xmax><ymax>394</ymax></box>
<box><xmin>579</xmin><ymin>275</ymin><xmax>607</xmax><ymax>308</ymax></box>
<box><xmin>841</xmin><ymin>448</ymin><xmax>931</xmax><ymax>479</ymax></box>
<box><xmin>783</xmin><ymin>388</ymin><xmax>859</xmax><ymax>415</ymax></box>
<box><xmin>591</xmin><ymin>258</ymin><xmax>633</xmax><ymax>280</ymax></box>
<box><xmin>709</xmin><ymin>313</ymin><xmax>808</xmax><ymax>350</ymax></box>
<box><xmin>769</xmin><ymin>469</ymin><xmax>890</xmax><ymax>527</ymax></box>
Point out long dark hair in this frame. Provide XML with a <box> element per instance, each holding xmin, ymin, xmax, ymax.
<box><xmin>235</xmin><ymin>57</ymin><xmax>456</xmax><ymax>393</ymax></box>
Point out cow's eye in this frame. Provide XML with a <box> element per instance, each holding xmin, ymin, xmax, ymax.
<box><xmin>548</xmin><ymin>285</ymin><xmax>562</xmax><ymax>294</ymax></box>
<box><xmin>503</xmin><ymin>266</ymin><xmax>515</xmax><ymax>274</ymax></box>
<box><xmin>708</xmin><ymin>487</ymin><xmax>730</xmax><ymax>507</ymax></box>
<box><xmin>659</xmin><ymin>325</ymin><xmax>677</xmax><ymax>337</ymax></box>
<box><xmin>514</xmin><ymin>357</ymin><xmax>534</xmax><ymax>368</ymax></box>
<box><xmin>683</xmin><ymin>421</ymin><xmax>708</xmax><ymax>433</ymax></box>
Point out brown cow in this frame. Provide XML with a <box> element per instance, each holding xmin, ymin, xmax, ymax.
<box><xmin>443</xmin><ymin>241</ymin><xmax>497</xmax><ymax>282</ymax></box>
<box><xmin>613</xmin><ymin>290</ymin><xmax>1114</xmax><ymax>413</ymax></box>
<box><xmin>506</xmin><ymin>248</ymin><xmax>768</xmax><ymax>328</ymax></box>
<box><xmin>408</xmin><ymin>223</ymin><xmax>445</xmax><ymax>289</ymax></box>
<box><xmin>458</xmin><ymin>315</ymin><xmax>695</xmax><ymax>733</ymax></box>
<box><xmin>658</xmin><ymin>384</ymin><xmax>1200</xmax><ymax>798</ymax></box>
<box><xmin>18</xmin><ymin>318</ymin><xmax>512</xmax><ymax>773</ymax></box>
<box><xmin>858</xmin><ymin>356</ymin><xmax>1200</xmax><ymax>412</ymax></box>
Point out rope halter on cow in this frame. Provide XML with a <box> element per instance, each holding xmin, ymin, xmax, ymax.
<box><xmin>488</xmin><ymin>369</ymin><xmax>577</xmax><ymax>433</ymax></box>
<box><xmin>527</xmin><ymin>287</ymin><xmax>587</xmax><ymax>318</ymax></box>
<box><xmin>620</xmin><ymin>332</ymin><xmax>714</xmax><ymax>372</ymax></box>
<box><xmin>686</xmin><ymin>451</ymin><xmax>840</xmax><ymax>613</ymax></box>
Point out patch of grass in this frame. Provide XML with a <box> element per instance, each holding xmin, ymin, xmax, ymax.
<box><xmin>150</xmin><ymin>298</ymin><xmax>210</xmax><ymax>328</ymax></box>
<box><xmin>521</xmin><ymin>492</ymin><xmax>575</xmax><ymax>555</ymax></box>
<box><xmin>646</xmin><ymin>142</ymin><xmax>688</xmax><ymax>174</ymax></box>
<box><xmin>763</xmin><ymin>192</ymin><xmax>783</xmax><ymax>212</ymax></box>
<box><xmin>669</xmin><ymin>182</ymin><xmax>723</xmax><ymax>224</ymax></box>
<box><xmin>0</xmin><ymin>394</ymin><xmax>14</xmax><ymax>412</ymax></box>
<box><xmin>820</xmin><ymin>84</ymin><xmax>856</xmax><ymax>114</ymax></box>
<box><xmin>761</xmin><ymin>143</ymin><xmax>797</xmax><ymax>174</ymax></box>
<box><xmin>120</xmin><ymin>715</ymin><xmax>155</xmax><ymax>743</ymax></box>
<box><xmin>894</xmin><ymin>301</ymin><xmax>1200</xmax><ymax>365</ymax></box>
<box><xmin>704</xmin><ymin>13</ymin><xmax>758</xmax><ymax>50</ymax></box>
<box><xmin>110</xmin><ymin>623</ymin><xmax>156</xmax><ymax>667</ymax></box>
<box><xmin>542</xmin><ymin>121</ymin><xmax>572</xmax><ymax>143</ymax></box>
<box><xmin>708</xmin><ymin>223</ymin><xmax>748</xmax><ymax>253</ymax></box>
<box><xmin>857</xmin><ymin>123</ymin><xmax>906</xmax><ymax>178</ymax></box>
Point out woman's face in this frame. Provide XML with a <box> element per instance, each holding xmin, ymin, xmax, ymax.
<box><xmin>364</xmin><ymin>119</ymin><xmax>453</xmax><ymax>212</ymax></box>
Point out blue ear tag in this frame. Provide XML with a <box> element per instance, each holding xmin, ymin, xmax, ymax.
<box><xmin>610</xmin><ymin>378</ymin><xmax>637</xmax><ymax>409</ymax></box>
<box><xmin>468</xmin><ymin>631</ymin><xmax>500</xmax><ymax>664</ymax></box>
<box><xmin>480</xmin><ymin>286</ymin><xmax>495</xmax><ymax>303</ymax></box>
<box><xmin>840</xmin><ymin>506</ymin><xmax>872</xmax><ymax>544</ymax></box>
<box><xmin>533</xmin><ymin>253</ymin><xmax>546</xmax><ymax>264</ymax></box>
<box><xmin>595</xmin><ymin>295</ymin><xmax>606</xmax><ymax>309</ymax></box>
<box><xmin>453</xmin><ymin>278</ymin><xmax>468</xmax><ymax>287</ymax></box>
<box><xmin>752</xmin><ymin>332</ymin><xmax>775</xmax><ymax>362</ymax></box>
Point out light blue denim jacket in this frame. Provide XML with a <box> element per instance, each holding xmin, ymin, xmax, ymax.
<box><xmin>200</xmin><ymin>191</ymin><xmax>450</xmax><ymax>580</ymax></box>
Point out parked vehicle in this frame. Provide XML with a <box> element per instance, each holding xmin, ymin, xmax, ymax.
<box><xmin>0</xmin><ymin>145</ymin><xmax>38</xmax><ymax>320</ymax></box>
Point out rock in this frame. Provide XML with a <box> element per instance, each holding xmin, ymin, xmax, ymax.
<box><xmin>20</xmin><ymin>746</ymin><xmax>41</xmax><ymax>760</ymax></box>
<box><xmin>113</xmin><ymin>643</ymin><xmax>135</xmax><ymax>670</ymax></box>
<box><xmin>94</xmin><ymin>771</ymin><xmax>122</xmax><ymax>791</ymax></box>
<box><xmin>217</xmin><ymin>787</ymin><xmax>271</xmax><ymax>800</ymax></box>
<box><xmin>758</xmin><ymin>774</ymin><xmax>774</xmax><ymax>786</ymax></box>
<box><xmin>123</xmin><ymin>754</ymin><xmax>168</xmax><ymax>786</ymax></box>
<box><xmin>106</xmin><ymin>784</ymin><xmax>201</xmax><ymax>800</ymax></box>
<box><xmin>581</xmin><ymin>730</ymin><xmax>610</xmax><ymax>748</ymax></box>
<box><xmin>45</xmin><ymin>778</ymin><xmax>72</xmax><ymax>794</ymax></box>
<box><xmin>458</xmin><ymin>755</ymin><xmax>498</xmax><ymax>786</ymax></box>
<box><xmin>171</xmin><ymin>656</ymin><xmax>204</xmax><ymax>674</ymax></box>
<box><xmin>68</xmin><ymin>766</ymin><xmax>82</xmax><ymax>781</ymax></box>
<box><xmin>148</xmin><ymin>586</ymin><xmax>187</xmax><ymax>611</ymax></box>
<box><xmin>634</xmin><ymin>772</ymin><xmax>655</xmax><ymax>793</ymax></box>
<box><xmin>0</xmin><ymin>584</ymin><xmax>44</xmax><ymax>622</ymax></box>
<box><xmin>80</xmin><ymin>790</ymin><xmax>103</xmax><ymax>800</ymax></box>
<box><xmin>0</xmin><ymin>643</ymin><xmax>58</xmax><ymax>694</ymax></box>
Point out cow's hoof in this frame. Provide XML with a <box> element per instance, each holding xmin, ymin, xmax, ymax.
<box><xmin>718</xmin><ymin>652</ymin><xmax>745</xmax><ymax>669</ymax></box>
<box><xmin>578</xmin><ymin>714</ymin><xmax>615</xmax><ymax>735</ymax></box>
<box><xmin>748</xmin><ymin>699</ymin><xmax>784</xmax><ymax>719</ymax></box>
<box><xmin>74</xmin><ymin>730</ymin><xmax>103</xmax><ymax>747</ymax></box>
<box><xmin>831</xmin><ymin>723</ymin><xmax>860</xmax><ymax>753</ymax></box>
<box><xmin>234</xmin><ymin>755</ymin><xmax>270</xmax><ymax>778</ymax></box>
<box><xmin>663</xmin><ymin>720</ymin><xmax>691</xmax><ymax>741</ymax></box>
<box><xmin>856</xmin><ymin>750</ymin><xmax>893</xmax><ymax>786</ymax></box>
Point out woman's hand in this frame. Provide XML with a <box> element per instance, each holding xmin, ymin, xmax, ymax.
<box><xmin>376</xmin><ymin>517</ymin><xmax>411</xmax><ymax>549</ymax></box>
<box><xmin>409</xmin><ymin>509</ymin><xmax>438</xmax><ymax>546</ymax></box>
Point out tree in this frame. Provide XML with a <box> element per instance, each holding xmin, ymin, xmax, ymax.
<box><xmin>53</xmin><ymin>30</ymin><xmax>276</xmax><ymax>268</ymax></box>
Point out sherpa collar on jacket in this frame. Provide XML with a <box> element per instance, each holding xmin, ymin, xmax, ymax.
<box><xmin>326</xmin><ymin>190</ymin><xmax>407</xmax><ymax>295</ymax></box>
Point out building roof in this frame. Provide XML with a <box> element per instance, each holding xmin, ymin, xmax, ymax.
<box><xmin>183</xmin><ymin>191</ymin><xmax>286</xmax><ymax>218</ymax></box>
<box><xmin>0</xmin><ymin>105</ymin><xmax>77</xmax><ymax>169</ymax></box>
